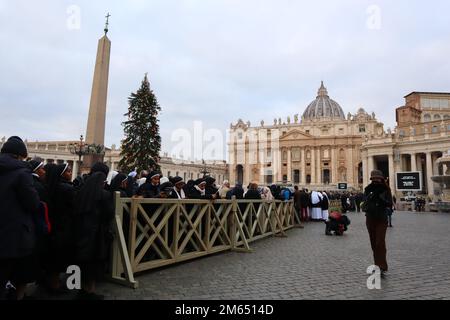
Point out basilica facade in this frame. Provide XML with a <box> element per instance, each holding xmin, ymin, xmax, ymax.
<box><xmin>228</xmin><ymin>82</ymin><xmax>385</xmax><ymax>190</ymax></box>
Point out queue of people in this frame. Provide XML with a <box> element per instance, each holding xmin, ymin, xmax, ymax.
<box><xmin>1</xmin><ymin>137</ymin><xmax>115</xmax><ymax>300</ymax></box>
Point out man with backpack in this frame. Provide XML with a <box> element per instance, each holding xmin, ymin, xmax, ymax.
<box><xmin>363</xmin><ymin>170</ymin><xmax>393</xmax><ymax>278</ymax></box>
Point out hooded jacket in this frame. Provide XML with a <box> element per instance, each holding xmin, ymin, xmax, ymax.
<box><xmin>0</xmin><ymin>154</ymin><xmax>40</xmax><ymax>258</ymax></box>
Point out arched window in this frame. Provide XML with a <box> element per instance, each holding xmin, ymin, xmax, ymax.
<box><xmin>434</xmin><ymin>114</ymin><xmax>442</xmax><ymax>121</ymax></box>
<box><xmin>444</xmin><ymin>115</ymin><xmax>450</xmax><ymax>120</ymax></box>
<box><xmin>424</xmin><ymin>114</ymin><xmax>431</xmax><ymax>122</ymax></box>
<box><xmin>432</xmin><ymin>126</ymin><xmax>439</xmax><ymax>134</ymax></box>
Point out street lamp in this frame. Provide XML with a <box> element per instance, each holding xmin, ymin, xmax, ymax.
<box><xmin>200</xmin><ymin>159</ymin><xmax>211</xmax><ymax>178</ymax></box>
<box><xmin>69</xmin><ymin>135</ymin><xmax>106</xmax><ymax>176</ymax></box>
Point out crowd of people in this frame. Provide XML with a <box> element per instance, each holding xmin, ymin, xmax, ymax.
<box><xmin>1</xmin><ymin>135</ymin><xmax>398</xmax><ymax>300</ymax></box>
<box><xmin>1</xmin><ymin>137</ymin><xmax>117</xmax><ymax>300</ymax></box>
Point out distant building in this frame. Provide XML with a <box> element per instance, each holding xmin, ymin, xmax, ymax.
<box><xmin>362</xmin><ymin>92</ymin><xmax>450</xmax><ymax>199</ymax></box>
<box><xmin>228</xmin><ymin>82</ymin><xmax>385</xmax><ymax>189</ymax></box>
<box><xmin>0</xmin><ymin>138</ymin><xmax>228</xmax><ymax>184</ymax></box>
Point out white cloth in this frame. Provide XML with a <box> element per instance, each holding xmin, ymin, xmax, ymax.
<box><xmin>137</xmin><ymin>177</ymin><xmax>147</xmax><ymax>187</ymax></box>
<box><xmin>311</xmin><ymin>208</ymin><xmax>323</xmax><ymax>220</ymax></box>
<box><xmin>128</xmin><ymin>171</ymin><xmax>138</xmax><ymax>178</ymax></box>
<box><xmin>195</xmin><ymin>185</ymin><xmax>206</xmax><ymax>196</ymax></box>
<box><xmin>173</xmin><ymin>187</ymin><xmax>186</xmax><ymax>199</ymax></box>
<box><xmin>321</xmin><ymin>192</ymin><xmax>330</xmax><ymax>220</ymax></box>
<box><xmin>262</xmin><ymin>187</ymin><xmax>274</xmax><ymax>200</ymax></box>
<box><xmin>311</xmin><ymin>191</ymin><xmax>322</xmax><ymax>205</ymax></box>
<box><xmin>311</xmin><ymin>191</ymin><xmax>323</xmax><ymax>220</ymax></box>
<box><xmin>107</xmin><ymin>171</ymin><xmax>119</xmax><ymax>185</ymax></box>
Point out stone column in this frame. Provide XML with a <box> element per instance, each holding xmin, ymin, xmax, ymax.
<box><xmin>368</xmin><ymin>156</ymin><xmax>375</xmax><ymax>175</ymax></box>
<box><xmin>426</xmin><ymin>152</ymin><xmax>434</xmax><ymax>198</ymax></box>
<box><xmin>316</xmin><ymin>148</ymin><xmax>321</xmax><ymax>185</ymax></box>
<box><xmin>433</xmin><ymin>153</ymin><xmax>439</xmax><ymax>177</ymax></box>
<box><xmin>72</xmin><ymin>160</ymin><xmax>78</xmax><ymax>181</ymax></box>
<box><xmin>311</xmin><ymin>147</ymin><xmax>316</xmax><ymax>184</ymax></box>
<box><xmin>411</xmin><ymin>153</ymin><xmax>417</xmax><ymax>172</ymax></box>
<box><xmin>362</xmin><ymin>157</ymin><xmax>368</xmax><ymax>187</ymax></box>
<box><xmin>331</xmin><ymin>147</ymin><xmax>337</xmax><ymax>184</ymax></box>
<box><xmin>276</xmin><ymin>148</ymin><xmax>283</xmax><ymax>183</ymax></box>
<box><xmin>347</xmin><ymin>147</ymin><xmax>354</xmax><ymax>186</ymax></box>
<box><xmin>287</xmin><ymin>148</ymin><xmax>292</xmax><ymax>183</ymax></box>
<box><xmin>301</xmin><ymin>148</ymin><xmax>306</xmax><ymax>185</ymax></box>
<box><xmin>388</xmin><ymin>153</ymin><xmax>396</xmax><ymax>193</ymax></box>
<box><xmin>111</xmin><ymin>161</ymin><xmax>116</xmax><ymax>172</ymax></box>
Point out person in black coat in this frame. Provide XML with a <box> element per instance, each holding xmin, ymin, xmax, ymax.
<box><xmin>244</xmin><ymin>183</ymin><xmax>262</xmax><ymax>200</ymax></box>
<box><xmin>188</xmin><ymin>179</ymin><xmax>215</xmax><ymax>199</ymax></box>
<box><xmin>245</xmin><ymin>183</ymin><xmax>262</xmax><ymax>212</ymax></box>
<box><xmin>73</xmin><ymin>172</ymin><xmax>114</xmax><ymax>300</ymax></box>
<box><xmin>136</xmin><ymin>171</ymin><xmax>161</xmax><ymax>198</ymax></box>
<box><xmin>110</xmin><ymin>173</ymin><xmax>129</xmax><ymax>198</ymax></box>
<box><xmin>205</xmin><ymin>176</ymin><xmax>219</xmax><ymax>198</ymax></box>
<box><xmin>364</xmin><ymin>170</ymin><xmax>393</xmax><ymax>276</ymax></box>
<box><xmin>230</xmin><ymin>184</ymin><xmax>245</xmax><ymax>200</ymax></box>
<box><xmin>44</xmin><ymin>163</ymin><xmax>76</xmax><ymax>293</ymax></box>
<box><xmin>0</xmin><ymin>137</ymin><xmax>40</xmax><ymax>300</ymax></box>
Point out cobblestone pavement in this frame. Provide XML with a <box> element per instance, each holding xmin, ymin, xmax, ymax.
<box><xmin>31</xmin><ymin>211</ymin><xmax>450</xmax><ymax>300</ymax></box>
<box><xmin>96</xmin><ymin>211</ymin><xmax>450</xmax><ymax>300</ymax></box>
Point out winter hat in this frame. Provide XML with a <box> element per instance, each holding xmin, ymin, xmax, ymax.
<box><xmin>171</xmin><ymin>176</ymin><xmax>184</xmax><ymax>186</ymax></box>
<box><xmin>148</xmin><ymin>171</ymin><xmax>162</xmax><ymax>180</ymax></box>
<box><xmin>1</xmin><ymin>136</ymin><xmax>28</xmax><ymax>158</ymax></box>
<box><xmin>370</xmin><ymin>170</ymin><xmax>385</xmax><ymax>180</ymax></box>
<box><xmin>128</xmin><ymin>171</ymin><xmax>138</xmax><ymax>178</ymax></box>
<box><xmin>29</xmin><ymin>159</ymin><xmax>44</xmax><ymax>172</ymax></box>
<box><xmin>90</xmin><ymin>162</ymin><xmax>110</xmax><ymax>176</ymax></box>
<box><xmin>205</xmin><ymin>176</ymin><xmax>216</xmax><ymax>185</ymax></box>
<box><xmin>195</xmin><ymin>178</ymin><xmax>206</xmax><ymax>186</ymax></box>
<box><xmin>160</xmin><ymin>182</ymin><xmax>174</xmax><ymax>193</ymax></box>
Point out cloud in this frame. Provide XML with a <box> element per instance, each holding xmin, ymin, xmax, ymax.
<box><xmin>1</xmin><ymin>0</ymin><xmax>449</xmax><ymax>159</ymax></box>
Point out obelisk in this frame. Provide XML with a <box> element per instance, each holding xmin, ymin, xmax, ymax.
<box><xmin>84</xmin><ymin>14</ymin><xmax>111</xmax><ymax>169</ymax></box>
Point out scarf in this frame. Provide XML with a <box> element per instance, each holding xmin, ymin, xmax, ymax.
<box><xmin>195</xmin><ymin>185</ymin><xmax>206</xmax><ymax>196</ymax></box>
<box><xmin>173</xmin><ymin>187</ymin><xmax>186</xmax><ymax>199</ymax></box>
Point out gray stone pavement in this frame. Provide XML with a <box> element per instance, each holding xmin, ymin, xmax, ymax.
<box><xmin>29</xmin><ymin>211</ymin><xmax>450</xmax><ymax>300</ymax></box>
<box><xmin>96</xmin><ymin>211</ymin><xmax>450</xmax><ymax>300</ymax></box>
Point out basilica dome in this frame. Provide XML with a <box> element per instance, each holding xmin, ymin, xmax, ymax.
<box><xmin>303</xmin><ymin>82</ymin><xmax>345</xmax><ymax>121</ymax></box>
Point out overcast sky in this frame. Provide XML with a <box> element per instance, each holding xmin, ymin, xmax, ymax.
<box><xmin>1</xmin><ymin>0</ymin><xmax>449</xmax><ymax>161</ymax></box>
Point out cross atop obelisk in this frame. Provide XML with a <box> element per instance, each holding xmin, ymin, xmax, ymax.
<box><xmin>85</xmin><ymin>14</ymin><xmax>112</xmax><ymax>148</ymax></box>
<box><xmin>104</xmin><ymin>13</ymin><xmax>111</xmax><ymax>35</ymax></box>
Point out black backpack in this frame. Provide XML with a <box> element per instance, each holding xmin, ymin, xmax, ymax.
<box><xmin>362</xmin><ymin>191</ymin><xmax>387</xmax><ymax>218</ymax></box>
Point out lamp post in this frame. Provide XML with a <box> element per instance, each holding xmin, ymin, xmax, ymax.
<box><xmin>200</xmin><ymin>159</ymin><xmax>211</xmax><ymax>178</ymax></box>
<box><xmin>69</xmin><ymin>135</ymin><xmax>106</xmax><ymax>177</ymax></box>
<box><xmin>69</xmin><ymin>135</ymin><xmax>87</xmax><ymax>177</ymax></box>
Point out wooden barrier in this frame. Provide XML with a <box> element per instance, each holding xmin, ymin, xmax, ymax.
<box><xmin>110</xmin><ymin>194</ymin><xmax>296</xmax><ymax>288</ymax></box>
<box><xmin>329</xmin><ymin>200</ymin><xmax>343</xmax><ymax>211</ymax></box>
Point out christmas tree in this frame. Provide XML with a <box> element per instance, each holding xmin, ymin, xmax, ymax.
<box><xmin>119</xmin><ymin>74</ymin><xmax>162</xmax><ymax>173</ymax></box>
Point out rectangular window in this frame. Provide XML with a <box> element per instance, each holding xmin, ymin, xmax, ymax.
<box><xmin>359</xmin><ymin>125</ymin><xmax>366</xmax><ymax>133</ymax></box>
